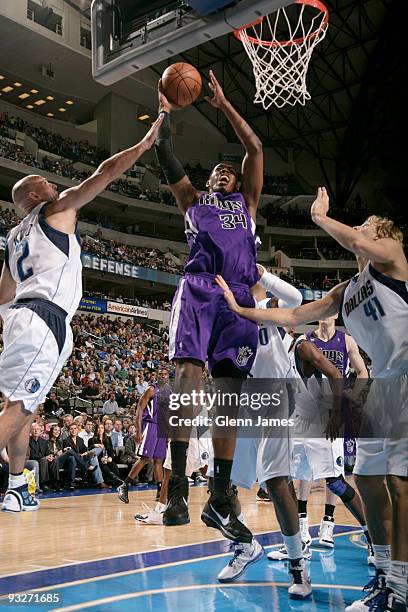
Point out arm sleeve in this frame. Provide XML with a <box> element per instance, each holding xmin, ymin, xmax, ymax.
<box><xmin>154</xmin><ymin>112</ymin><xmax>186</xmax><ymax>185</ymax></box>
<box><xmin>259</xmin><ymin>270</ymin><xmax>303</xmax><ymax>308</ymax></box>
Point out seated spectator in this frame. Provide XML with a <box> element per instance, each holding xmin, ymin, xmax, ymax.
<box><xmin>47</xmin><ymin>425</ymin><xmax>77</xmax><ymax>491</ymax></box>
<box><xmin>88</xmin><ymin>424</ymin><xmax>122</xmax><ymax>486</ymax></box>
<box><xmin>28</xmin><ymin>423</ymin><xmax>57</xmax><ymax>492</ymax></box>
<box><xmin>111</xmin><ymin>419</ymin><xmax>125</xmax><ymax>449</ymax></box>
<box><xmin>62</xmin><ymin>423</ymin><xmax>108</xmax><ymax>489</ymax></box>
<box><xmin>121</xmin><ymin>431</ymin><xmax>138</xmax><ymax>469</ymax></box>
<box><xmin>103</xmin><ymin>392</ymin><xmax>119</xmax><ymax>415</ymax></box>
<box><xmin>82</xmin><ymin>381</ymin><xmax>102</xmax><ymax>402</ymax></box>
<box><xmin>61</xmin><ymin>413</ymin><xmax>74</xmax><ymax>440</ymax></box>
<box><xmin>44</xmin><ymin>391</ymin><xmax>62</xmax><ymax>417</ymax></box>
<box><xmin>136</xmin><ymin>374</ymin><xmax>149</xmax><ymax>395</ymax></box>
<box><xmin>78</xmin><ymin>420</ymin><xmax>95</xmax><ymax>448</ymax></box>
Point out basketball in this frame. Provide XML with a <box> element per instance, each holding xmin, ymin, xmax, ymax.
<box><xmin>161</xmin><ymin>62</ymin><xmax>202</xmax><ymax>108</ymax></box>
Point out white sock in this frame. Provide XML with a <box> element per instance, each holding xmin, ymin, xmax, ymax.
<box><xmin>372</xmin><ymin>544</ymin><xmax>391</xmax><ymax>573</ymax></box>
<box><xmin>237</xmin><ymin>512</ymin><xmax>247</xmax><ymax>526</ymax></box>
<box><xmin>282</xmin><ymin>532</ymin><xmax>303</xmax><ymax>561</ymax></box>
<box><xmin>387</xmin><ymin>561</ymin><xmax>408</xmax><ymax>601</ymax></box>
<box><xmin>9</xmin><ymin>473</ymin><xmax>26</xmax><ymax>489</ymax></box>
<box><xmin>155</xmin><ymin>502</ymin><xmax>166</xmax><ymax>511</ymax></box>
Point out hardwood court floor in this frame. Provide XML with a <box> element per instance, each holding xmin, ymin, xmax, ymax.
<box><xmin>0</xmin><ymin>481</ymin><xmax>357</xmax><ymax>577</ymax></box>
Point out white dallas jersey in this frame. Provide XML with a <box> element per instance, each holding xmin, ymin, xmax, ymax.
<box><xmin>251</xmin><ymin>298</ymin><xmax>293</xmax><ymax>378</ymax></box>
<box><xmin>5</xmin><ymin>202</ymin><xmax>83</xmax><ymax>319</ymax></box>
<box><xmin>341</xmin><ymin>263</ymin><xmax>408</xmax><ymax>378</ymax></box>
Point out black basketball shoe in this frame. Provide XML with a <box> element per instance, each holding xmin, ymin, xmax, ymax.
<box><xmin>163</xmin><ymin>475</ymin><xmax>190</xmax><ymax>526</ymax></box>
<box><xmin>201</xmin><ymin>492</ymin><xmax>253</xmax><ymax>543</ymax></box>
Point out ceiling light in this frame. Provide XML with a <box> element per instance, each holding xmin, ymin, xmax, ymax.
<box><xmin>14</xmin><ymin>82</ymin><xmax>22</xmax><ymax>87</ymax></box>
<box><xmin>58</xmin><ymin>107</ymin><xmax>66</xmax><ymax>112</ymax></box>
<box><xmin>18</xmin><ymin>93</ymin><xmax>30</xmax><ymax>99</ymax></box>
<box><xmin>34</xmin><ymin>99</ymin><xmax>46</xmax><ymax>106</ymax></box>
<box><xmin>138</xmin><ymin>114</ymin><xmax>150</xmax><ymax>120</ymax></box>
<box><xmin>66</xmin><ymin>100</ymin><xmax>74</xmax><ymax>105</ymax></box>
<box><xmin>30</xmin><ymin>88</ymin><xmax>39</xmax><ymax>94</ymax></box>
<box><xmin>26</xmin><ymin>104</ymin><xmax>34</xmax><ymax>109</ymax></box>
<box><xmin>0</xmin><ymin>75</ymin><xmax>5</xmax><ymax>80</ymax></box>
<box><xmin>2</xmin><ymin>86</ymin><xmax>14</xmax><ymax>93</ymax></box>
<box><xmin>46</xmin><ymin>95</ymin><xmax>54</xmax><ymax>100</ymax></box>
<box><xmin>47</xmin><ymin>112</ymin><xmax>54</xmax><ymax>117</ymax></box>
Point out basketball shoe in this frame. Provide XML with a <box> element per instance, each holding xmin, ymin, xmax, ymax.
<box><xmin>135</xmin><ymin>502</ymin><xmax>166</xmax><ymax>525</ymax></box>
<box><xmin>345</xmin><ymin>570</ymin><xmax>387</xmax><ymax>611</ymax></box>
<box><xmin>163</xmin><ymin>475</ymin><xmax>190</xmax><ymax>526</ymax></box>
<box><xmin>299</xmin><ymin>514</ymin><xmax>312</xmax><ymax>546</ymax></box>
<box><xmin>217</xmin><ymin>539</ymin><xmax>264</xmax><ymax>582</ymax></box>
<box><xmin>201</xmin><ymin>493</ymin><xmax>253</xmax><ymax>543</ymax></box>
<box><xmin>256</xmin><ymin>488</ymin><xmax>271</xmax><ymax>502</ymax></box>
<box><xmin>319</xmin><ymin>518</ymin><xmax>335</xmax><ymax>548</ymax></box>
<box><xmin>117</xmin><ymin>482</ymin><xmax>129</xmax><ymax>504</ymax></box>
<box><xmin>368</xmin><ymin>589</ymin><xmax>407</xmax><ymax>611</ymax></box>
<box><xmin>288</xmin><ymin>559</ymin><xmax>312</xmax><ymax>599</ymax></box>
<box><xmin>1</xmin><ymin>484</ymin><xmax>40</xmax><ymax>512</ymax></box>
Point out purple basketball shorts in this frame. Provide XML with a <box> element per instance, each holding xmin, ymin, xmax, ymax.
<box><xmin>137</xmin><ymin>420</ymin><xmax>167</xmax><ymax>460</ymax></box>
<box><xmin>169</xmin><ymin>273</ymin><xmax>258</xmax><ymax>373</ymax></box>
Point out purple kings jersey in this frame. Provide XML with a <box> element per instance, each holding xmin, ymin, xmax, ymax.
<box><xmin>142</xmin><ymin>383</ymin><xmax>171</xmax><ymax>424</ymax></box>
<box><xmin>184</xmin><ymin>191</ymin><xmax>258</xmax><ymax>286</ymax></box>
<box><xmin>306</xmin><ymin>330</ymin><xmax>349</xmax><ymax>378</ymax></box>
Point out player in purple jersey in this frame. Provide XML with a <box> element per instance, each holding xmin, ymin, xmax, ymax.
<box><xmin>155</xmin><ymin>70</ymin><xmax>263</xmax><ymax>538</ymax></box>
<box><xmin>117</xmin><ymin>369</ymin><xmax>170</xmax><ymax>505</ymax></box>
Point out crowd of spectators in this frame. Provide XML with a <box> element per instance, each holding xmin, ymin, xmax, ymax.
<box><xmin>0</xmin><ymin>113</ymin><xmax>107</xmax><ymax>166</ymax></box>
<box><xmin>0</xmin><ymin>206</ymin><xmax>19</xmax><ymax>232</ymax></box>
<box><xmin>277</xmin><ymin>244</ymin><xmax>320</xmax><ymax>260</ymax></box>
<box><xmin>264</xmin><ymin>198</ymin><xmax>371</xmax><ymax>230</ymax></box>
<box><xmin>81</xmin><ymin>235</ymin><xmax>183</xmax><ymax>274</ymax></box>
<box><xmin>319</xmin><ymin>244</ymin><xmax>355</xmax><ymax>261</ymax></box>
<box><xmin>0</xmin><ymin>136</ymin><xmax>176</xmax><ymax>206</ymax></box>
<box><xmin>83</xmin><ymin>290</ymin><xmax>172</xmax><ymax>311</ymax></box>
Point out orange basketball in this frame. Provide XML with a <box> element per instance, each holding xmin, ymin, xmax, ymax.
<box><xmin>161</xmin><ymin>62</ymin><xmax>202</xmax><ymax>108</ymax></box>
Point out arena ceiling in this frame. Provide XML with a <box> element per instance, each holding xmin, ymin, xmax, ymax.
<box><xmin>146</xmin><ymin>0</ymin><xmax>399</xmax><ymax>205</ymax></box>
<box><xmin>0</xmin><ymin>0</ymin><xmax>402</xmax><ymax>208</ymax></box>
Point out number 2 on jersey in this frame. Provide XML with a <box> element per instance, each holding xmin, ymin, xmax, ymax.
<box><xmin>363</xmin><ymin>296</ymin><xmax>385</xmax><ymax>321</ymax></box>
<box><xmin>16</xmin><ymin>240</ymin><xmax>34</xmax><ymax>282</ymax></box>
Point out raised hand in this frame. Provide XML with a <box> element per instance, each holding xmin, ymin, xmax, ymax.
<box><xmin>311</xmin><ymin>186</ymin><xmax>330</xmax><ymax>222</ymax></box>
<box><xmin>204</xmin><ymin>70</ymin><xmax>227</xmax><ymax>109</ymax></box>
<box><xmin>141</xmin><ymin>114</ymin><xmax>164</xmax><ymax>149</ymax></box>
<box><xmin>256</xmin><ymin>263</ymin><xmax>266</xmax><ymax>278</ymax></box>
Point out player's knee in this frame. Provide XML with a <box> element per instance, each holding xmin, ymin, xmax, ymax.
<box><xmin>212</xmin><ymin>359</ymin><xmax>247</xmax><ymax>380</ymax></box>
<box><xmin>354</xmin><ymin>474</ymin><xmax>382</xmax><ymax>496</ymax></box>
<box><xmin>386</xmin><ymin>474</ymin><xmax>408</xmax><ymax>501</ymax></box>
<box><xmin>326</xmin><ymin>476</ymin><xmax>355</xmax><ymax>503</ymax></box>
<box><xmin>265</xmin><ymin>476</ymin><xmax>286</xmax><ymax>499</ymax></box>
<box><xmin>175</xmin><ymin>358</ymin><xmax>203</xmax><ymax>379</ymax></box>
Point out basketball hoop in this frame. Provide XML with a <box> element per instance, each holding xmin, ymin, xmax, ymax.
<box><xmin>234</xmin><ymin>0</ymin><xmax>329</xmax><ymax>109</ymax></box>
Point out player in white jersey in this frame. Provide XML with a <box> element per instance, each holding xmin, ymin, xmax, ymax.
<box><xmin>296</xmin><ymin>317</ymin><xmax>369</xmax><ymax>551</ymax></box>
<box><xmin>281</xmin><ymin>334</ymin><xmax>373</xmax><ymax>561</ymax></box>
<box><xmin>216</xmin><ymin>187</ymin><xmax>408</xmax><ymax>611</ymax></box>
<box><xmin>0</xmin><ymin>115</ymin><xmax>163</xmax><ymax>513</ymax></box>
<box><xmin>214</xmin><ymin>266</ymin><xmax>312</xmax><ymax>599</ymax></box>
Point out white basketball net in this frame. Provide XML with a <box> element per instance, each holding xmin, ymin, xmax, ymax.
<box><xmin>236</xmin><ymin>1</ymin><xmax>329</xmax><ymax>109</ymax></box>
